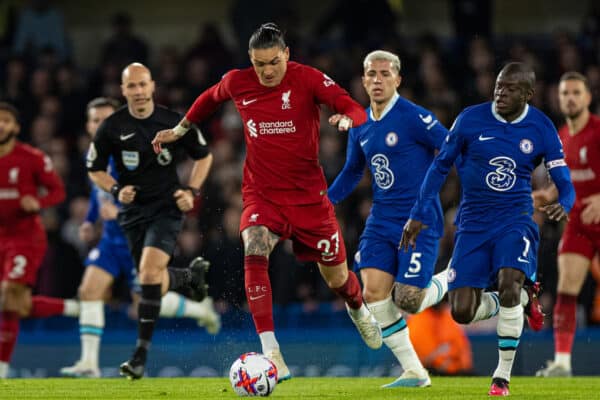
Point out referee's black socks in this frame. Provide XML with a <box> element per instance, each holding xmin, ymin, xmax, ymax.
<box><xmin>137</xmin><ymin>283</ymin><xmax>162</xmax><ymax>358</ymax></box>
<box><xmin>167</xmin><ymin>267</ymin><xmax>192</xmax><ymax>291</ymax></box>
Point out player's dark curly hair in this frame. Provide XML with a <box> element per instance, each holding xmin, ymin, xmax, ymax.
<box><xmin>0</xmin><ymin>102</ymin><xmax>19</xmax><ymax>121</ymax></box>
<box><xmin>249</xmin><ymin>22</ymin><xmax>286</xmax><ymax>50</ymax></box>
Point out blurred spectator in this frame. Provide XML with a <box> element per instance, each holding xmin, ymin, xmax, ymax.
<box><xmin>185</xmin><ymin>23</ymin><xmax>234</xmax><ymax>82</ymax></box>
<box><xmin>314</xmin><ymin>0</ymin><xmax>398</xmax><ymax>51</ymax></box>
<box><xmin>451</xmin><ymin>0</ymin><xmax>493</xmax><ymax>41</ymax></box>
<box><xmin>230</xmin><ymin>0</ymin><xmax>299</xmax><ymax>57</ymax></box>
<box><xmin>12</xmin><ymin>0</ymin><xmax>71</xmax><ymax>62</ymax></box>
<box><xmin>0</xmin><ymin>0</ymin><xmax>19</xmax><ymax>53</ymax></box>
<box><xmin>55</xmin><ymin>63</ymin><xmax>86</xmax><ymax>135</ymax></box>
<box><xmin>0</xmin><ymin>56</ymin><xmax>28</xmax><ymax>108</ymax></box>
<box><xmin>100</xmin><ymin>12</ymin><xmax>148</xmax><ymax>68</ymax></box>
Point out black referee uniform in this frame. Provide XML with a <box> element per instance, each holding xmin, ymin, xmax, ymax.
<box><xmin>86</xmin><ymin>105</ymin><xmax>210</xmax><ymax>266</ymax></box>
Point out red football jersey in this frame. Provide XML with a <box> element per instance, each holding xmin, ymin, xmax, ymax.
<box><xmin>559</xmin><ymin>114</ymin><xmax>600</xmax><ymax>211</ymax></box>
<box><xmin>186</xmin><ymin>61</ymin><xmax>366</xmax><ymax>205</ymax></box>
<box><xmin>0</xmin><ymin>142</ymin><xmax>65</xmax><ymax>240</ymax></box>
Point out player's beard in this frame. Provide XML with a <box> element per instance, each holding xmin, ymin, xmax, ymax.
<box><xmin>566</xmin><ymin>107</ymin><xmax>584</xmax><ymax>120</ymax></box>
<box><xmin>0</xmin><ymin>131</ymin><xmax>16</xmax><ymax>145</ymax></box>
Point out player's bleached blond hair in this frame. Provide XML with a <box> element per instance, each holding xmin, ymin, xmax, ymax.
<box><xmin>363</xmin><ymin>50</ymin><xmax>401</xmax><ymax>74</ymax></box>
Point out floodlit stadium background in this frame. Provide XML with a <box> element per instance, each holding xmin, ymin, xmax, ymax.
<box><xmin>2</xmin><ymin>0</ymin><xmax>600</xmax><ymax>378</ymax></box>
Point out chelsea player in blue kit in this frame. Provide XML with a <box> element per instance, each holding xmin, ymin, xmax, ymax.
<box><xmin>329</xmin><ymin>50</ymin><xmax>450</xmax><ymax>388</ymax></box>
<box><xmin>401</xmin><ymin>63</ymin><xmax>575</xmax><ymax>396</ymax></box>
<box><xmin>60</xmin><ymin>98</ymin><xmax>220</xmax><ymax>378</ymax></box>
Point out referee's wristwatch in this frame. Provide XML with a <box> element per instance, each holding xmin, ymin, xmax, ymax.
<box><xmin>183</xmin><ymin>185</ymin><xmax>201</xmax><ymax>197</ymax></box>
<box><xmin>110</xmin><ymin>183</ymin><xmax>121</xmax><ymax>198</ymax></box>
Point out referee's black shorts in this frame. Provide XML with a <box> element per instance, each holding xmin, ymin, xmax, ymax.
<box><xmin>118</xmin><ymin>201</ymin><xmax>183</xmax><ymax>268</ymax></box>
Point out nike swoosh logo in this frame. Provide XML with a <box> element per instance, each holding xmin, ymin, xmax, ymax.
<box><xmin>242</xmin><ymin>98</ymin><xmax>257</xmax><ymax>106</ymax></box>
<box><xmin>249</xmin><ymin>294</ymin><xmax>266</xmax><ymax>301</ymax></box>
<box><xmin>419</xmin><ymin>114</ymin><xmax>433</xmax><ymax>124</ymax></box>
<box><xmin>360</xmin><ymin>139</ymin><xmax>369</xmax><ymax>146</ymax></box>
<box><xmin>478</xmin><ymin>134</ymin><xmax>495</xmax><ymax>141</ymax></box>
<box><xmin>120</xmin><ymin>133</ymin><xmax>135</xmax><ymax>140</ymax></box>
<box><xmin>517</xmin><ymin>257</ymin><xmax>529</xmax><ymax>263</ymax></box>
<box><xmin>403</xmin><ymin>273</ymin><xmax>419</xmax><ymax>279</ymax></box>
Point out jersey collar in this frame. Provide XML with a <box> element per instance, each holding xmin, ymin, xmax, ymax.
<box><xmin>370</xmin><ymin>92</ymin><xmax>399</xmax><ymax>121</ymax></box>
<box><xmin>491</xmin><ymin>101</ymin><xmax>529</xmax><ymax>124</ymax></box>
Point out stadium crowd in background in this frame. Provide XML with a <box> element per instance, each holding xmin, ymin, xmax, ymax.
<box><xmin>0</xmin><ymin>2</ymin><xmax>600</xmax><ymax>338</ymax></box>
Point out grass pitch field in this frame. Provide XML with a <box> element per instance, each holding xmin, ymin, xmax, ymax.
<box><xmin>1</xmin><ymin>377</ymin><xmax>598</xmax><ymax>399</ymax></box>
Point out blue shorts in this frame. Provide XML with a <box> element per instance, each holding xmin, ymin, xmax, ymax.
<box><xmin>354</xmin><ymin>229</ymin><xmax>439</xmax><ymax>289</ymax></box>
<box><xmin>448</xmin><ymin>222</ymin><xmax>539</xmax><ymax>290</ymax></box>
<box><xmin>84</xmin><ymin>238</ymin><xmax>137</xmax><ymax>289</ymax></box>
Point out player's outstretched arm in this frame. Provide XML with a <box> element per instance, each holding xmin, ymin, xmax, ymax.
<box><xmin>152</xmin><ymin>118</ymin><xmax>192</xmax><ymax>154</ymax></box>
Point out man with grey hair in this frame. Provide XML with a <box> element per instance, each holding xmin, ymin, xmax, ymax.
<box><xmin>328</xmin><ymin>49</ymin><xmax>450</xmax><ymax>387</ymax></box>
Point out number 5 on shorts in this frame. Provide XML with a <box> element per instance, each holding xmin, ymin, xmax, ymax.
<box><xmin>403</xmin><ymin>252</ymin><xmax>422</xmax><ymax>279</ymax></box>
<box><xmin>409</xmin><ymin>252</ymin><xmax>422</xmax><ymax>274</ymax></box>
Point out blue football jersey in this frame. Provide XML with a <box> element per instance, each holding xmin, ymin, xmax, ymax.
<box><xmin>329</xmin><ymin>94</ymin><xmax>448</xmax><ymax>237</ymax></box>
<box><xmin>86</xmin><ymin>157</ymin><xmax>128</xmax><ymax>245</ymax></box>
<box><xmin>411</xmin><ymin>102</ymin><xmax>565</xmax><ymax>233</ymax></box>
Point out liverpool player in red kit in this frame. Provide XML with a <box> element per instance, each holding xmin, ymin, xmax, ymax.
<box><xmin>0</xmin><ymin>103</ymin><xmax>78</xmax><ymax>378</ymax></box>
<box><xmin>152</xmin><ymin>23</ymin><xmax>381</xmax><ymax>380</ymax></box>
<box><xmin>534</xmin><ymin>72</ymin><xmax>600</xmax><ymax>377</ymax></box>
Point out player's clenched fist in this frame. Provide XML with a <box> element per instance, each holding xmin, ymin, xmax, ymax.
<box><xmin>20</xmin><ymin>194</ymin><xmax>41</xmax><ymax>213</ymax></box>
<box><xmin>174</xmin><ymin>189</ymin><xmax>194</xmax><ymax>212</ymax></box>
<box><xmin>118</xmin><ymin>185</ymin><xmax>138</xmax><ymax>204</ymax></box>
<box><xmin>328</xmin><ymin>114</ymin><xmax>353</xmax><ymax>131</ymax></box>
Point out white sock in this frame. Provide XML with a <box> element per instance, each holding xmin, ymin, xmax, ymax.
<box><xmin>471</xmin><ymin>292</ymin><xmax>500</xmax><ymax>322</ymax></box>
<box><xmin>347</xmin><ymin>303</ymin><xmax>370</xmax><ymax>319</ymax></box>
<box><xmin>0</xmin><ymin>361</ymin><xmax>8</xmax><ymax>378</ymax></box>
<box><xmin>555</xmin><ymin>352</ymin><xmax>571</xmax><ymax>369</ymax></box>
<box><xmin>79</xmin><ymin>300</ymin><xmax>104</xmax><ymax>367</ymax></box>
<box><xmin>417</xmin><ymin>270</ymin><xmax>449</xmax><ymax>313</ymax></box>
<box><xmin>259</xmin><ymin>331</ymin><xmax>279</xmax><ymax>354</ymax></box>
<box><xmin>368</xmin><ymin>297</ymin><xmax>424</xmax><ymax>372</ymax></box>
<box><xmin>62</xmin><ymin>299</ymin><xmax>80</xmax><ymax>317</ymax></box>
<box><xmin>519</xmin><ymin>288</ymin><xmax>529</xmax><ymax>307</ymax></box>
<box><xmin>493</xmin><ymin>305</ymin><xmax>524</xmax><ymax>381</ymax></box>
<box><xmin>159</xmin><ymin>292</ymin><xmax>186</xmax><ymax>318</ymax></box>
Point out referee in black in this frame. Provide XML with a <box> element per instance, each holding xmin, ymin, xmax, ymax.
<box><xmin>86</xmin><ymin>63</ymin><xmax>213</xmax><ymax>379</ymax></box>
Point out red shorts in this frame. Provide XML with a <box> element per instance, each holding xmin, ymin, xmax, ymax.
<box><xmin>0</xmin><ymin>238</ymin><xmax>47</xmax><ymax>286</ymax></box>
<box><xmin>559</xmin><ymin>209</ymin><xmax>600</xmax><ymax>259</ymax></box>
<box><xmin>240</xmin><ymin>194</ymin><xmax>346</xmax><ymax>266</ymax></box>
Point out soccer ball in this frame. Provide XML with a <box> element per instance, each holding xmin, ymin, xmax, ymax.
<box><xmin>229</xmin><ymin>352</ymin><xmax>278</xmax><ymax>397</ymax></box>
